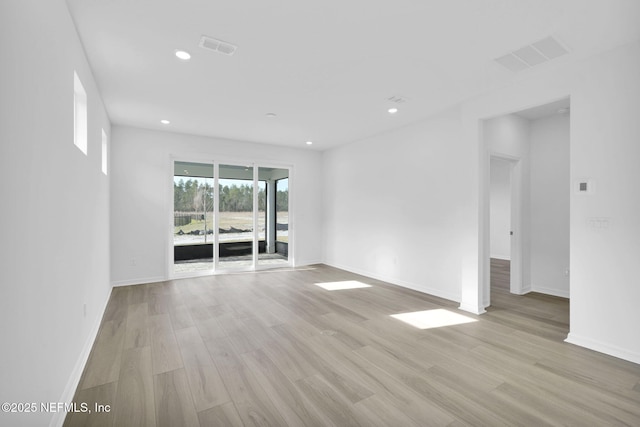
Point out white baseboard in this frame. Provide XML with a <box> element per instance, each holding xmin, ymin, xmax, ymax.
<box><xmin>490</xmin><ymin>254</ymin><xmax>511</xmax><ymax>261</ymax></box>
<box><xmin>173</xmin><ymin>269</ymin><xmax>217</xmax><ymax>280</ymax></box>
<box><xmin>111</xmin><ymin>261</ymin><xmax>328</xmax><ymax>287</ymax></box>
<box><xmin>459</xmin><ymin>302</ymin><xmax>487</xmax><ymax>315</ymax></box>
<box><xmin>324</xmin><ymin>261</ymin><xmax>460</xmax><ymax>303</ymax></box>
<box><xmin>512</xmin><ymin>285</ymin><xmax>531</xmax><ymax>295</ymax></box>
<box><xmin>531</xmin><ymin>285</ymin><xmax>569</xmax><ymax>298</ymax></box>
<box><xmin>111</xmin><ymin>275</ymin><xmax>166</xmax><ymax>287</ymax></box>
<box><xmin>49</xmin><ymin>293</ymin><xmax>110</xmax><ymax>427</ymax></box>
<box><xmin>565</xmin><ymin>333</ymin><xmax>640</xmax><ymax>365</ymax></box>
<box><xmin>112</xmin><ymin>261</ymin><xmax>325</xmax><ymax>287</ymax></box>
<box><xmin>294</xmin><ymin>259</ymin><xmax>323</xmax><ymax>267</ymax></box>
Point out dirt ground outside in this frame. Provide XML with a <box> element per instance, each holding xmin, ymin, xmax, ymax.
<box><xmin>174</xmin><ymin>211</ymin><xmax>288</xmax><ymax>244</ymax></box>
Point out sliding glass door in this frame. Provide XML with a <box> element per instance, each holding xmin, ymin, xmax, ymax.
<box><xmin>172</xmin><ymin>160</ymin><xmax>291</xmax><ymax>276</ymax></box>
<box><xmin>173</xmin><ymin>161</ymin><xmax>214</xmax><ymax>274</ymax></box>
<box><xmin>217</xmin><ymin>164</ymin><xmax>254</xmax><ymax>269</ymax></box>
<box><xmin>257</xmin><ymin>167</ymin><xmax>289</xmax><ymax>267</ymax></box>
<box><xmin>171</xmin><ymin>160</ymin><xmax>290</xmax><ymax>276</ymax></box>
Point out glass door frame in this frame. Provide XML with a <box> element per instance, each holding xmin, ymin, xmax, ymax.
<box><xmin>214</xmin><ymin>161</ymin><xmax>255</xmax><ymax>272</ymax></box>
<box><xmin>168</xmin><ymin>156</ymin><xmax>294</xmax><ymax>279</ymax></box>
<box><xmin>255</xmin><ymin>165</ymin><xmax>292</xmax><ymax>270</ymax></box>
<box><xmin>169</xmin><ymin>158</ymin><xmax>215</xmax><ymax>279</ymax></box>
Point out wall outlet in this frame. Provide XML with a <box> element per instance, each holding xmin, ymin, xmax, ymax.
<box><xmin>588</xmin><ymin>217</ymin><xmax>611</xmax><ymax>231</ymax></box>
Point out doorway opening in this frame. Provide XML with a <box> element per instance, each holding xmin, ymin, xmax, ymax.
<box><xmin>482</xmin><ymin>97</ymin><xmax>570</xmax><ymax>311</ymax></box>
<box><xmin>489</xmin><ymin>157</ymin><xmax>517</xmax><ymax>302</ymax></box>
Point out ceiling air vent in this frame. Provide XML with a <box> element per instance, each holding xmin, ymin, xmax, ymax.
<box><xmin>199</xmin><ymin>35</ymin><xmax>237</xmax><ymax>56</ymax></box>
<box><xmin>494</xmin><ymin>36</ymin><xmax>569</xmax><ymax>72</ymax></box>
<box><xmin>387</xmin><ymin>95</ymin><xmax>409</xmax><ymax>104</ymax></box>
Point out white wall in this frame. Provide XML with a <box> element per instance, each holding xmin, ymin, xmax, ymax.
<box><xmin>324</xmin><ymin>41</ymin><xmax>640</xmax><ymax>363</ymax></box>
<box><xmin>490</xmin><ymin>158</ymin><xmax>511</xmax><ymax>260</ymax></box>
<box><xmin>110</xmin><ymin>126</ymin><xmax>323</xmax><ymax>285</ymax></box>
<box><xmin>485</xmin><ymin>114</ymin><xmax>531</xmax><ymax>159</ymax></box>
<box><xmin>0</xmin><ymin>1</ymin><xmax>111</xmax><ymax>426</ymax></box>
<box><xmin>567</xmin><ymin>42</ymin><xmax>640</xmax><ymax>363</ymax></box>
<box><xmin>465</xmin><ymin>40</ymin><xmax>640</xmax><ymax>363</ymax></box>
<box><xmin>530</xmin><ymin>114</ymin><xmax>570</xmax><ymax>297</ymax></box>
<box><xmin>323</xmin><ymin>108</ymin><xmax>470</xmax><ymax>302</ymax></box>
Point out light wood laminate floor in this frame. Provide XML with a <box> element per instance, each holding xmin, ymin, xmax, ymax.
<box><xmin>65</xmin><ymin>264</ymin><xmax>640</xmax><ymax>426</ymax></box>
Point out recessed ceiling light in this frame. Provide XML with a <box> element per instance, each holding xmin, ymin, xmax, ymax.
<box><xmin>174</xmin><ymin>50</ymin><xmax>191</xmax><ymax>61</ymax></box>
<box><xmin>266</xmin><ymin>113</ymin><xmax>277</xmax><ymax>118</ymax></box>
<box><xmin>306</xmin><ymin>141</ymin><xmax>313</xmax><ymax>145</ymax></box>
<box><xmin>160</xmin><ymin>119</ymin><xmax>170</xmax><ymax>124</ymax></box>
<box><xmin>388</xmin><ymin>108</ymin><xmax>398</xmax><ymax>114</ymax></box>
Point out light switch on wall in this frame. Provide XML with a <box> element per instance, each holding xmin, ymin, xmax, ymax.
<box><xmin>575</xmin><ymin>178</ymin><xmax>594</xmax><ymax>194</ymax></box>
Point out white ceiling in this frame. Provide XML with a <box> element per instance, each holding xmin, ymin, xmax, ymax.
<box><xmin>66</xmin><ymin>0</ymin><xmax>640</xmax><ymax>150</ymax></box>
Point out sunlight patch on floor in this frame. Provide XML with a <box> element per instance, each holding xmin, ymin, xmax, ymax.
<box><xmin>391</xmin><ymin>309</ymin><xmax>477</xmax><ymax>329</ymax></box>
<box><xmin>314</xmin><ymin>280</ymin><xmax>372</xmax><ymax>291</ymax></box>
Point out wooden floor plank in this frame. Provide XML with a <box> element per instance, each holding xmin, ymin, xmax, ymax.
<box><xmin>205</xmin><ymin>336</ymin><xmax>289</xmax><ymax>426</ymax></box>
<box><xmin>154</xmin><ymin>369</ymin><xmax>200</xmax><ymax>427</ymax></box>
<box><xmin>65</xmin><ymin>263</ymin><xmax>640</xmax><ymax>426</ymax></box>
<box><xmin>272</xmin><ymin>324</ymin><xmax>375</xmax><ymax>404</ymax></box>
<box><xmin>322</xmin><ymin>341</ymin><xmax>456</xmax><ymax>425</ymax></box>
<box><xmin>175</xmin><ymin>327</ymin><xmax>230</xmax><ymax>412</ymax></box>
<box><xmin>352</xmin><ymin>395</ymin><xmax>428</xmax><ymax>427</ymax></box>
<box><xmin>114</xmin><ymin>346</ymin><xmax>156</xmax><ymax>427</ymax></box>
<box><xmin>169</xmin><ymin>304</ymin><xmax>195</xmax><ymax>330</ymax></box>
<box><xmin>78</xmin><ymin>319</ymin><xmax>125</xmax><ymax>390</ymax></box>
<box><xmin>63</xmin><ymin>382</ymin><xmax>117</xmax><ymax>427</ymax></box>
<box><xmin>148</xmin><ymin>314</ymin><xmax>183</xmax><ymax>375</ymax></box>
<box><xmin>242</xmin><ymin>348</ymin><xmax>333</xmax><ymax>426</ymax></box>
<box><xmin>353</xmin><ymin>344</ymin><xmax>496</xmax><ymax>425</ymax></box>
<box><xmin>124</xmin><ymin>302</ymin><xmax>150</xmax><ymax>350</ymax></box>
<box><xmin>197</xmin><ymin>402</ymin><xmax>244</xmax><ymax>427</ymax></box>
<box><xmin>294</xmin><ymin>374</ymin><xmax>363</xmax><ymax>427</ymax></box>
